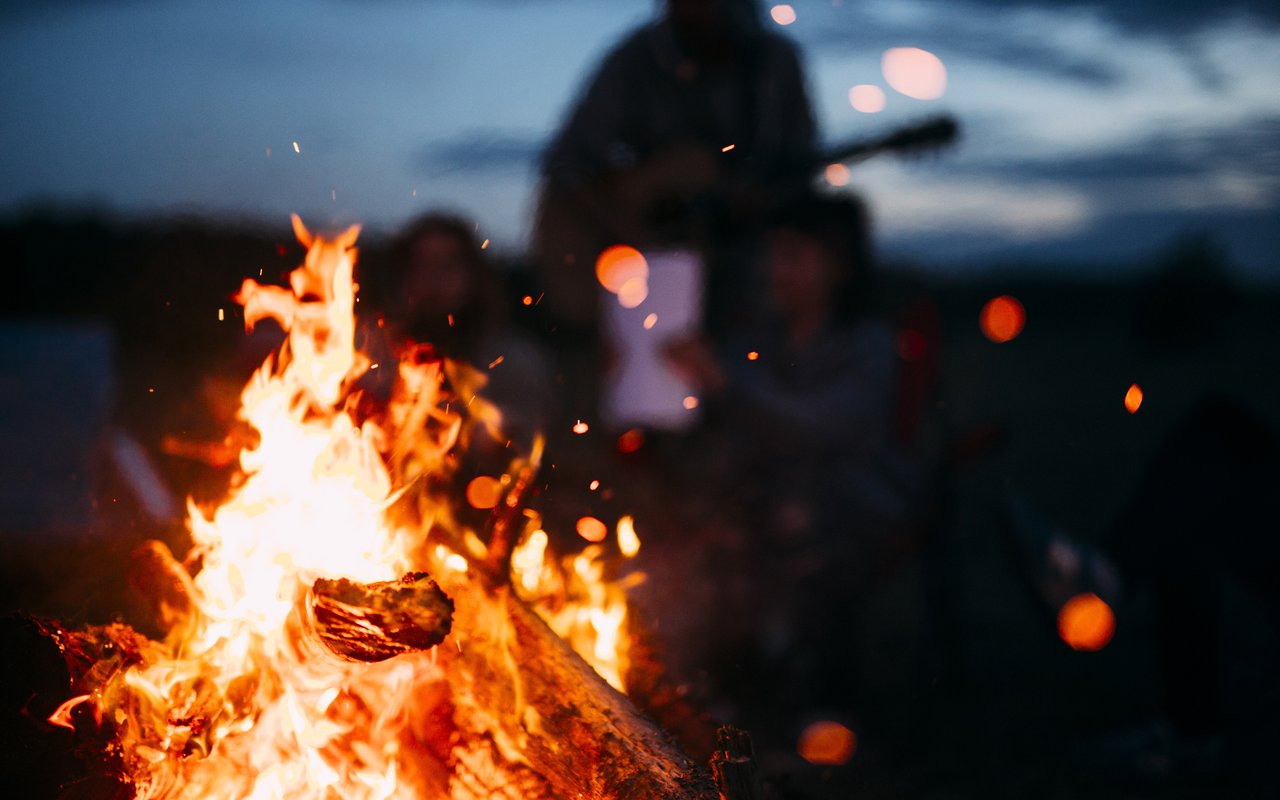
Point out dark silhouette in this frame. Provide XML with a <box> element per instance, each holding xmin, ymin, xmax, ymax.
<box><xmin>535</xmin><ymin>0</ymin><xmax>817</xmax><ymax>335</ymax></box>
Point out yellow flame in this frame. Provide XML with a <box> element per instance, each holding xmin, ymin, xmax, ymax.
<box><xmin>58</xmin><ymin>215</ymin><xmax>645</xmax><ymax>797</ymax></box>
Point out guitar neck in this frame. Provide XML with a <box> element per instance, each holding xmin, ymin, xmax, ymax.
<box><xmin>817</xmin><ymin>114</ymin><xmax>959</xmax><ymax>170</ymax></box>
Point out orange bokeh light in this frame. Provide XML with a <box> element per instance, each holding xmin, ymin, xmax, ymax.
<box><xmin>1125</xmin><ymin>383</ymin><xmax>1143</xmax><ymax>414</ymax></box>
<box><xmin>617</xmin><ymin>276</ymin><xmax>649</xmax><ymax>309</ymax></box>
<box><xmin>572</xmin><ymin>420</ymin><xmax>589</xmax><ymax>434</ymax></box>
<box><xmin>465</xmin><ymin>475</ymin><xmax>503</xmax><ymax>510</ymax></box>
<box><xmin>770</xmin><ymin>4</ymin><xmax>797</xmax><ymax>26</ymax></box>
<box><xmin>576</xmin><ymin>516</ymin><xmax>608</xmax><ymax>543</ymax></box>
<box><xmin>797</xmin><ymin>720</ymin><xmax>857</xmax><ymax>765</ymax></box>
<box><xmin>980</xmin><ymin>295</ymin><xmax>1025</xmax><ymax>343</ymax></box>
<box><xmin>825</xmin><ymin>163</ymin><xmax>851</xmax><ymax>187</ymax></box>
<box><xmin>882</xmin><ymin>47</ymin><xmax>947</xmax><ymax>100</ymax></box>
<box><xmin>1057</xmin><ymin>592</ymin><xmax>1116</xmax><ymax>652</ymax></box>
<box><xmin>617</xmin><ymin>428</ymin><xmax>644</xmax><ymax>454</ymax></box>
<box><xmin>595</xmin><ymin>245</ymin><xmax>648</xmax><ymax>294</ymax></box>
<box><xmin>848</xmin><ymin>84</ymin><xmax>886</xmax><ymax>113</ymax></box>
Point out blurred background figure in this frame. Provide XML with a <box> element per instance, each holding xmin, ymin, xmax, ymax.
<box><xmin>379</xmin><ymin>212</ymin><xmax>553</xmax><ymax>452</ymax></box>
<box><xmin>534</xmin><ymin>0</ymin><xmax>818</xmax><ymax>418</ymax></box>
<box><xmin>1007</xmin><ymin>394</ymin><xmax>1280</xmax><ymax>785</ymax></box>
<box><xmin>662</xmin><ymin>192</ymin><xmax>943</xmax><ymax>739</ymax></box>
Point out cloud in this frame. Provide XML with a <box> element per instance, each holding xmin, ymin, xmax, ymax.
<box><xmin>414</xmin><ymin>132</ymin><xmax>545</xmax><ymax>176</ymax></box>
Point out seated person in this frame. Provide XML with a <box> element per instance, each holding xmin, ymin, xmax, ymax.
<box><xmin>664</xmin><ymin>193</ymin><xmax>930</xmax><ymax>718</ymax></box>
<box><xmin>382</xmin><ymin>213</ymin><xmax>553</xmax><ymax>453</ymax></box>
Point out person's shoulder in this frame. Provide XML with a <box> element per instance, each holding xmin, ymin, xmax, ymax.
<box><xmin>753</xmin><ymin>28</ymin><xmax>805</xmax><ymax>64</ymax></box>
<box><xmin>596</xmin><ymin>23</ymin><xmax>663</xmax><ymax>73</ymax></box>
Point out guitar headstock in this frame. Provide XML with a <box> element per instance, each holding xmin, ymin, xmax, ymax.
<box><xmin>828</xmin><ymin>114</ymin><xmax>961</xmax><ymax>165</ymax></box>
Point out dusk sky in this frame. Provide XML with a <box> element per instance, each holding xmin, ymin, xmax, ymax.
<box><xmin>3</xmin><ymin>0</ymin><xmax>1278</xmax><ymax>279</ymax></box>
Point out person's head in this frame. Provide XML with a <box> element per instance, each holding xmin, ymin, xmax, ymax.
<box><xmin>664</xmin><ymin>0</ymin><xmax>761</xmax><ymax>63</ymax></box>
<box><xmin>763</xmin><ymin>193</ymin><xmax>875</xmax><ymax>325</ymax></box>
<box><xmin>389</xmin><ymin>213</ymin><xmax>495</xmax><ymax>346</ymax></box>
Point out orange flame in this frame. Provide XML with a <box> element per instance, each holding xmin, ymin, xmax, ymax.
<box><xmin>56</xmin><ymin>216</ymin><xmax>645</xmax><ymax>798</ymax></box>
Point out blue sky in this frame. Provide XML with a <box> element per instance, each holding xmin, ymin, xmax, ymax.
<box><xmin>2</xmin><ymin>0</ymin><xmax>1278</xmax><ymax>279</ymax></box>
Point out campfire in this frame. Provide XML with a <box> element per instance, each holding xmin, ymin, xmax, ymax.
<box><xmin>38</xmin><ymin>217</ymin><xmax>750</xmax><ymax>799</ymax></box>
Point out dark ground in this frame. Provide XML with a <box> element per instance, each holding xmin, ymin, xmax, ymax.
<box><xmin>1</xmin><ymin>212</ymin><xmax>1277</xmax><ymax>798</ymax></box>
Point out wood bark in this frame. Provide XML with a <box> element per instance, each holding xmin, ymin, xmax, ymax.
<box><xmin>435</xmin><ymin>572</ymin><xmax>718</xmax><ymax>800</ymax></box>
<box><xmin>305</xmin><ymin>572</ymin><xmax>454</xmax><ymax>662</ymax></box>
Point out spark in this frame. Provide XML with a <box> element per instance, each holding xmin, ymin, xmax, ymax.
<box><xmin>721</xmin><ymin>143</ymin><xmax>736</xmax><ymax>153</ymax></box>
<box><xmin>292</xmin><ymin>141</ymin><xmax>300</xmax><ymax>154</ymax></box>
<box><xmin>481</xmin><ymin>239</ymin><xmax>490</xmax><ymax>250</ymax></box>
<box><xmin>1125</xmin><ymin>384</ymin><xmax>1143</xmax><ymax>414</ymax></box>
<box><xmin>682</xmin><ymin>396</ymin><xmax>699</xmax><ymax>410</ymax></box>
<box><xmin>617</xmin><ymin>515</ymin><xmax>640</xmax><ymax>558</ymax></box>
<box><xmin>572</xmin><ymin>420</ymin><xmax>589</xmax><ymax>434</ymax></box>
<box><xmin>747</xmin><ymin>351</ymin><xmax>759</xmax><ymax>361</ymax></box>
<box><xmin>576</xmin><ymin>516</ymin><xmax>608</xmax><ymax>543</ymax></box>
<box><xmin>643</xmin><ymin>313</ymin><xmax>658</xmax><ymax>329</ymax></box>
<box><xmin>488</xmin><ymin>355</ymin><xmax>504</xmax><ymax>369</ymax></box>
<box><xmin>217</xmin><ymin>308</ymin><xmax>225</xmax><ymax>321</ymax></box>
<box><xmin>589</xmin><ymin>480</ymin><xmax>600</xmax><ymax>491</ymax></box>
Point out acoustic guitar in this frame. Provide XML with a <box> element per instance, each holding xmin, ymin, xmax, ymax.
<box><xmin>532</xmin><ymin>114</ymin><xmax>960</xmax><ymax>327</ymax></box>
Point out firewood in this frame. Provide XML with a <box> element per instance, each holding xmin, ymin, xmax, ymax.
<box><xmin>436</xmin><ymin>576</ymin><xmax>718</xmax><ymax>800</ymax></box>
<box><xmin>303</xmin><ymin>572</ymin><xmax>454</xmax><ymax>663</ymax></box>
<box><xmin>710</xmin><ymin>727</ymin><xmax>768</xmax><ymax>800</ymax></box>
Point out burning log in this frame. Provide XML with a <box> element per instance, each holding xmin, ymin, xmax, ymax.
<box><xmin>710</xmin><ymin>727</ymin><xmax>768</xmax><ymax>800</ymax></box>
<box><xmin>436</xmin><ymin>572</ymin><xmax>717</xmax><ymax>800</ymax></box>
<box><xmin>303</xmin><ymin>572</ymin><xmax>454</xmax><ymax>663</ymax></box>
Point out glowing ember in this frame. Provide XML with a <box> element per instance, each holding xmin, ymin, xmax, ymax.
<box><xmin>1125</xmin><ymin>383</ymin><xmax>1144</xmax><ymax>414</ymax></box>
<box><xmin>797</xmin><ymin>720</ymin><xmax>856</xmax><ymax>765</ymax></box>
<box><xmin>572</xmin><ymin>420</ymin><xmax>589</xmax><ymax>434</ymax></box>
<box><xmin>595</xmin><ymin>244</ymin><xmax>647</xmax><ymax>294</ymax></box>
<box><xmin>980</xmin><ymin>295</ymin><xmax>1025</xmax><ymax>343</ymax></box>
<box><xmin>1057</xmin><ymin>592</ymin><xmax>1116</xmax><ymax>652</ymax></box>
<box><xmin>617</xmin><ymin>516</ymin><xmax>640</xmax><ymax>558</ymax></box>
<box><xmin>576</xmin><ymin>516</ymin><xmax>609</xmax><ymax>543</ymax></box>
<box><xmin>465</xmin><ymin>475</ymin><xmax>503</xmax><ymax>509</ymax></box>
<box><xmin>617</xmin><ymin>429</ymin><xmax>644</xmax><ymax>454</ymax></box>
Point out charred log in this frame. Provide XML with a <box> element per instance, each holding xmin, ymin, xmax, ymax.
<box><xmin>710</xmin><ymin>727</ymin><xmax>769</xmax><ymax>800</ymax></box>
<box><xmin>305</xmin><ymin>572</ymin><xmax>454</xmax><ymax>663</ymax></box>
